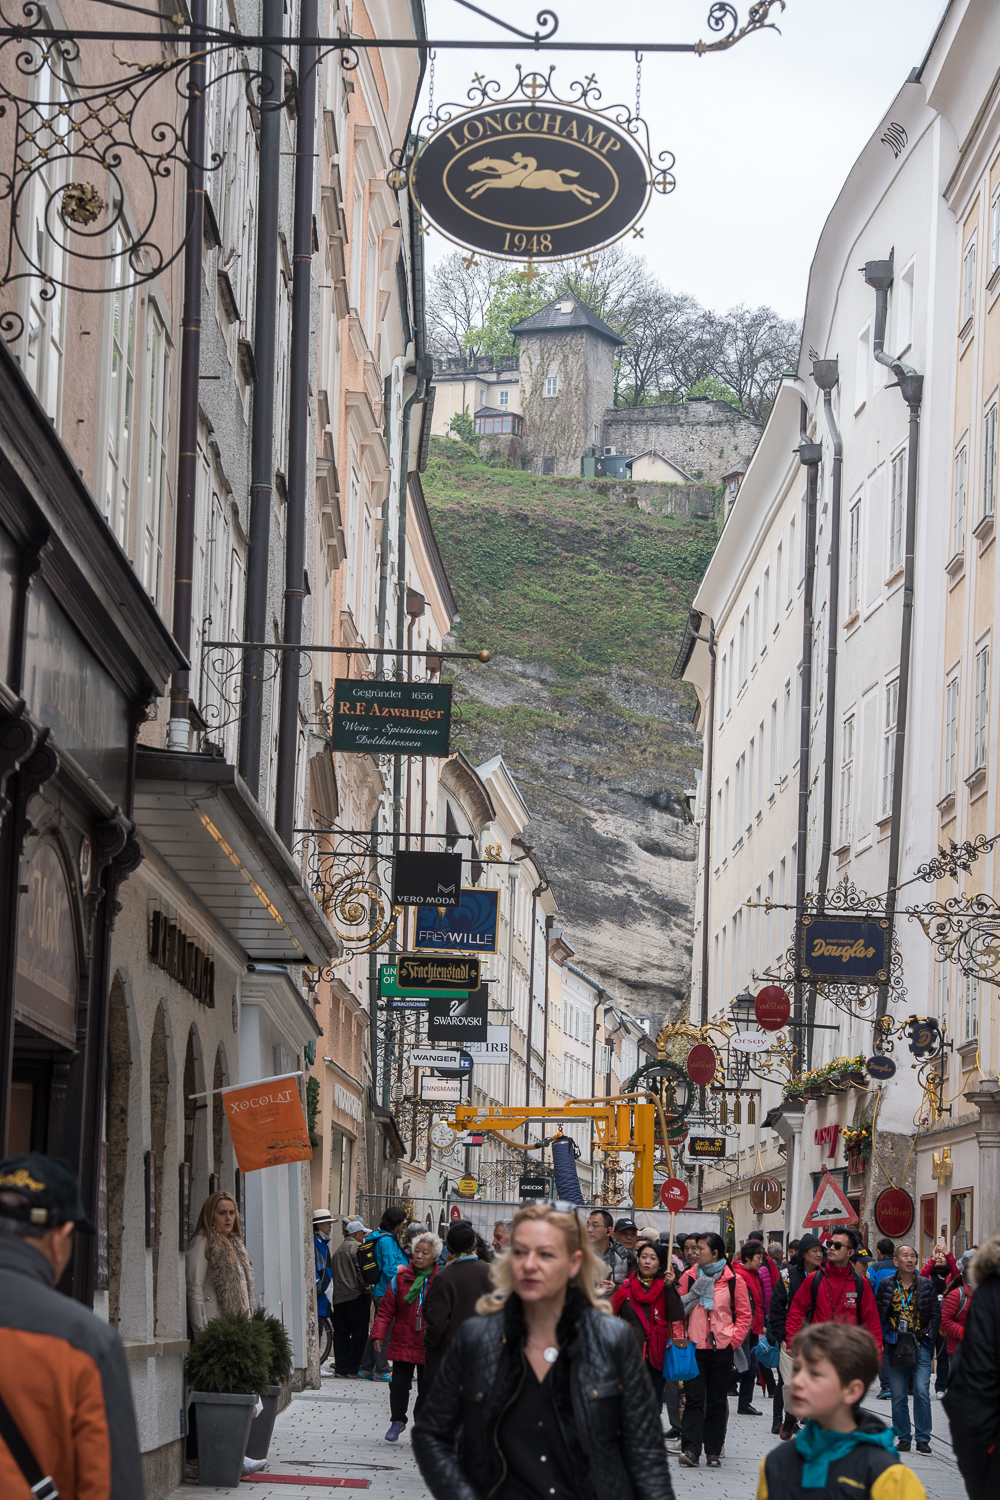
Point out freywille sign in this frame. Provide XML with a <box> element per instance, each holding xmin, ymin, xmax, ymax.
<box><xmin>405</xmin><ymin>72</ymin><xmax>676</xmax><ymax>263</ymax></box>
<box><xmin>415</xmin><ymin>889</ymin><xmax>500</xmax><ymax>953</ymax></box>
<box><xmin>797</xmin><ymin>914</ymin><xmax>890</xmax><ymax>985</ymax></box>
<box><xmin>332</xmin><ymin>680</ymin><xmax>452</xmax><ymax>757</ymax></box>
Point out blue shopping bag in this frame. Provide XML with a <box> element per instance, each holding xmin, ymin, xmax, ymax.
<box><xmin>664</xmin><ymin>1340</ymin><xmax>700</xmax><ymax>1382</ymax></box>
<box><xmin>755</xmin><ymin>1335</ymin><xmax>780</xmax><ymax>1369</ymax></box>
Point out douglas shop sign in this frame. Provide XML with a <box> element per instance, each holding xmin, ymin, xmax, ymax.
<box><xmin>797</xmin><ymin>914</ymin><xmax>890</xmax><ymax>985</ymax></box>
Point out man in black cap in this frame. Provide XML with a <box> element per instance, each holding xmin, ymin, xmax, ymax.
<box><xmin>0</xmin><ymin>1152</ymin><xmax>145</xmax><ymax>1499</ymax></box>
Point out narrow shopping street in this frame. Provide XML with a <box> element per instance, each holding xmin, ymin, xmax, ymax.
<box><xmin>172</xmin><ymin>1373</ymin><xmax>967</xmax><ymax>1500</ymax></box>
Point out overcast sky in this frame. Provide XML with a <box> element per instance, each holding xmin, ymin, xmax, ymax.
<box><xmin>419</xmin><ymin>0</ymin><xmax>946</xmax><ymax>319</ymax></box>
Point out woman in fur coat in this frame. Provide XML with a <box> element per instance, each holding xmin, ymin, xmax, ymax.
<box><xmin>186</xmin><ymin>1190</ymin><xmax>255</xmax><ymax>1333</ymax></box>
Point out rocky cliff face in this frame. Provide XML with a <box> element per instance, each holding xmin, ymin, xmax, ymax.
<box><xmin>422</xmin><ymin>441</ymin><xmax>716</xmax><ymax>1029</ymax></box>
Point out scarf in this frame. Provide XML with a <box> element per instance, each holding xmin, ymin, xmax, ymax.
<box><xmin>404</xmin><ymin>1265</ymin><xmax>434</xmax><ymax>1304</ymax></box>
<box><xmin>696</xmin><ymin>1257</ymin><xmax>727</xmax><ymax>1309</ymax></box>
<box><xmin>795</xmin><ymin>1420</ymin><xmax>896</xmax><ymax>1487</ymax></box>
<box><xmin>207</xmin><ymin>1231</ymin><xmax>255</xmax><ymax>1316</ymax></box>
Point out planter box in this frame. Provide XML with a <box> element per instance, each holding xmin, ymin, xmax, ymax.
<box><xmin>246</xmin><ymin>1384</ymin><xmax>282</xmax><ymax>1460</ymax></box>
<box><xmin>190</xmin><ymin>1390</ymin><xmax>256</xmax><ymax>1487</ymax></box>
<box><xmin>803</xmin><ymin>1086</ymin><xmax>823</xmax><ymax>1100</ymax></box>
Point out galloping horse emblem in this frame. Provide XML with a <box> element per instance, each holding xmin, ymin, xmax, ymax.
<box><xmin>464</xmin><ymin>153</ymin><xmax>601</xmax><ymax>205</ymax></box>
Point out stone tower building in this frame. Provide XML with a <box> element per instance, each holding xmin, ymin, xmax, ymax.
<box><xmin>511</xmin><ymin>293</ymin><xmax>624</xmax><ymax>476</ymax></box>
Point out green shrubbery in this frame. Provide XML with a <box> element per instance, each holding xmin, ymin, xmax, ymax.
<box><xmin>184</xmin><ymin>1313</ymin><xmax>271</xmax><ymax>1397</ymax></box>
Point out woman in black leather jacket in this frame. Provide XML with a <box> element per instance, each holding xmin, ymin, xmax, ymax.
<box><xmin>412</xmin><ymin>1203</ymin><xmax>673</xmax><ymax>1500</ymax></box>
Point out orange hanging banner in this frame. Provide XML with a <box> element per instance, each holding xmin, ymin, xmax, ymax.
<box><xmin>222</xmin><ymin>1074</ymin><xmax>313</xmax><ymax>1173</ymax></box>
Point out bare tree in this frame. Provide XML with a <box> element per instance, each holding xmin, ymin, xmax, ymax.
<box><xmin>715</xmin><ymin>304</ymin><xmax>801</xmax><ymax>422</ymax></box>
<box><xmin>425</xmin><ymin>253</ymin><xmax>509</xmax><ymax>359</ymax></box>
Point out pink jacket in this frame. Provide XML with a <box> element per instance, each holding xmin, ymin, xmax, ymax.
<box><xmin>673</xmin><ymin>1263</ymin><xmax>753</xmax><ymax>1350</ymax></box>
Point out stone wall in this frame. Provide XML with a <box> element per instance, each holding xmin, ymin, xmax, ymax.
<box><xmin>601</xmin><ymin>399</ymin><xmax>762</xmax><ymax>484</ymax></box>
<box><xmin>532</xmin><ymin>475</ymin><xmax>719</xmax><ymax>520</ymax></box>
<box><xmin>519</xmin><ymin>329</ymin><xmax>617</xmax><ymax>476</ymax></box>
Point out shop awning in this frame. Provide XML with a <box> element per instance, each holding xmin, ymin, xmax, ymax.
<box><xmin>134</xmin><ymin>749</ymin><xmax>337</xmax><ymax>966</ymax></box>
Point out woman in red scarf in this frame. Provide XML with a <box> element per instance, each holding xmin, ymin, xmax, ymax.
<box><xmin>612</xmin><ymin>1241</ymin><xmax>685</xmax><ymax>1409</ymax></box>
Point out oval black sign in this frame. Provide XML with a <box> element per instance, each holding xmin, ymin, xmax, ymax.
<box><xmin>413</xmin><ymin>106</ymin><xmax>649</xmax><ymax>259</ymax></box>
<box><xmin>866</xmin><ymin>1055</ymin><xmax>896</xmax><ymax>1080</ymax></box>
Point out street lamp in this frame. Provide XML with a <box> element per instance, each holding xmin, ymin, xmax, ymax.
<box><xmin>730</xmin><ymin>990</ymin><xmax>755</xmax><ymax>1032</ymax></box>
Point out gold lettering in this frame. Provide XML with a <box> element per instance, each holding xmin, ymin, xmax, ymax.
<box><xmin>524</xmin><ymin>112</ymin><xmax>542</xmax><ymax>132</ymax></box>
<box><xmin>503</xmin><ymin>112</ymin><xmax>522</xmax><ymax>132</ymax></box>
<box><xmin>463</xmin><ymin>119</ymin><xmax>484</xmax><ymax>141</ymax></box>
<box><xmin>541</xmin><ymin>114</ymin><xmax>562</xmax><ymax>135</ymax></box>
<box><xmin>581</xmin><ymin>124</ymin><xmax>606</xmax><ymax>151</ymax></box>
<box><xmin>482</xmin><ymin>115</ymin><xmax>503</xmax><ymax>135</ymax></box>
<box><xmin>562</xmin><ymin>120</ymin><xmax>579</xmax><ymax>139</ymax></box>
<box><xmin>446</xmin><ymin>131</ymin><xmax>462</xmax><ymax>150</ymax></box>
<box><xmin>602</xmin><ymin>136</ymin><xmax>621</xmax><ymax>154</ymax></box>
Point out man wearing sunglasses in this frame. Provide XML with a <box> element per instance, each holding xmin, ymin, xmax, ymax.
<box><xmin>785</xmin><ymin>1227</ymin><xmax>883</xmax><ymax>1353</ymax></box>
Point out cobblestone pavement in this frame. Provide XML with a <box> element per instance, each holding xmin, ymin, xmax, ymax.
<box><xmin>170</xmin><ymin>1369</ymin><xmax>969</xmax><ymax>1500</ymax></box>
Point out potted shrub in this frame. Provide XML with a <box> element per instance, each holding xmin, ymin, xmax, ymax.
<box><xmin>246</xmin><ymin>1308</ymin><xmax>294</xmax><ymax>1460</ymax></box>
<box><xmin>185</xmin><ymin>1312</ymin><xmax>272</xmax><ymax>1487</ymax></box>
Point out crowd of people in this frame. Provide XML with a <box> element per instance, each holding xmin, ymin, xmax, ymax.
<box><xmin>4</xmin><ymin>1145</ymin><xmax>1000</xmax><ymax>1500</ymax></box>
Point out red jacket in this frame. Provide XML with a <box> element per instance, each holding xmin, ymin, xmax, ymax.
<box><xmin>734</xmin><ymin>1262</ymin><xmax>765</xmax><ymax>1337</ymax></box>
<box><xmin>612</xmin><ymin>1273</ymin><xmax>677</xmax><ymax>1369</ymax></box>
<box><xmin>785</xmin><ymin>1263</ymin><xmax>883</xmax><ymax>1355</ymax></box>
<box><xmin>940</xmin><ymin>1280</ymin><xmax>972</xmax><ymax>1355</ymax></box>
<box><xmin>371</xmin><ymin>1264</ymin><xmax>437</xmax><ymax>1364</ymax></box>
<box><xmin>920</xmin><ymin>1251</ymin><xmax>959</xmax><ymax>1286</ymax></box>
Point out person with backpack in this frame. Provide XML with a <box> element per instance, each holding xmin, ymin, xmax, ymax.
<box><xmin>874</xmin><ymin>1242</ymin><xmax>938</xmax><ymax>1453</ymax></box>
<box><xmin>939</xmin><ymin>1250</ymin><xmax>974</xmax><ymax>1373</ymax></box>
<box><xmin>359</xmin><ymin>1207</ymin><xmax>408</xmax><ymax>1382</ymax></box>
<box><xmin>766</xmin><ymin>1235</ymin><xmax>827</xmax><ymax>1439</ymax></box>
<box><xmin>612</xmin><ymin>1240</ymin><xmax>684</xmax><ymax>1412</ymax></box>
<box><xmin>734</xmin><ymin>1240</ymin><xmax>769</xmax><ymax>1415</ymax></box>
<box><xmin>785</xmin><ymin>1227</ymin><xmax>883</xmax><ymax>1356</ymax></box>
<box><xmin>371</xmin><ymin>1231</ymin><xmax>442</xmax><ymax>1441</ymax></box>
<box><xmin>331</xmin><ymin>1218</ymin><xmax>371</xmax><ymax>1378</ymax></box>
<box><xmin>673</xmin><ymin>1231</ymin><xmax>752</xmax><ymax>1469</ymax></box>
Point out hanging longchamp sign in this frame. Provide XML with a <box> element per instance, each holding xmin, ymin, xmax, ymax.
<box><xmin>406</xmin><ymin>73</ymin><xmax>675</xmax><ymax>263</ymax></box>
<box><xmin>796</xmin><ymin>913</ymin><xmax>891</xmax><ymax>986</ymax></box>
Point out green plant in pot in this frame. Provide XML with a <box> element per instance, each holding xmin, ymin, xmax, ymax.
<box><xmin>185</xmin><ymin>1313</ymin><xmax>271</xmax><ymax>1487</ymax></box>
<box><xmin>246</xmin><ymin>1308</ymin><xmax>294</xmax><ymax>1460</ymax></box>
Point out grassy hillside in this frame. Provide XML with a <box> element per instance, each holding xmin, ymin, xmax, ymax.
<box><xmin>421</xmin><ymin>439</ymin><xmax>718</xmax><ymax>1022</ymax></box>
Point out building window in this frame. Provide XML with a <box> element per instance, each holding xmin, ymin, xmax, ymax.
<box><xmin>757</xmin><ymin>716</ymin><xmax>765</xmax><ymax>814</ymax></box>
<box><xmin>838</xmin><ymin>715</ymin><xmax>854</xmax><ymax>845</ymax></box>
<box><xmin>935</xmin><ymin>956</ymin><xmax>949</xmax><ymax>1024</ymax></box>
<box><xmin>541</xmin><ymin>456</ymin><xmax>555</xmax><ymax>474</ymax></box>
<box><xmin>104</xmin><ymin>231</ymin><xmax>136</xmax><ymax>549</ymax></box>
<box><xmin>734</xmin><ymin>753</ymin><xmax>745</xmax><ymax>847</ymax></box>
<box><xmin>762</xmin><ymin>567</ymin><xmax>770</xmax><ymax>645</ymax></box>
<box><xmin>983</xmin><ymin>405</ymin><xmax>997</xmax><ymax>518</ymax></box>
<box><xmin>897</xmin><ymin>259</ymin><xmax>915</xmax><ymax>349</ymax></box>
<box><xmin>787</xmin><ymin>517</ymin><xmax>795</xmax><ymax>604</ymax></box>
<box><xmin>889</xmin><ymin>452</ymin><xmax>905</xmax><ymax>572</ymax></box>
<box><xmin>141</xmin><ymin>305</ymin><xmax>169</xmax><ymax>604</ymax></box>
<box><xmin>855</xmin><ymin>324</ymin><xmax>870</xmax><ymax>410</ymax></box>
<box><xmin>752</xmin><ymin>586</ymin><xmax>760</xmax><ymax>667</ymax></box>
<box><xmin>774</xmin><ymin>544</ymin><xmax>782</xmax><ymax>629</ymax></box>
<box><xmin>964</xmin><ymin>971</ymin><xmax>979</xmax><ymax>1042</ymax></box>
<box><xmin>991</xmin><ymin>191</ymin><xmax>1000</xmax><ymax>281</ymax></box>
<box><xmin>973</xmin><ymin>643</ymin><xmax>990</xmax><ymax>771</ymax></box>
<box><xmin>544</xmin><ymin>376</ymin><xmax>558</xmax><ymax>397</ymax></box>
<box><xmin>848</xmin><ymin>501</ymin><xmax>861</xmax><ymax>615</ymax></box>
<box><xmin>943</xmin><ymin>675</ymin><xmax>959</xmax><ymax>797</ymax></box>
<box><xmin>499</xmin><ymin>388</ymin><xmax>509</xmax><ymax>406</ymax></box>
<box><xmin>781</xmin><ymin>681</ymin><xmax>791</xmax><ymax>780</ymax></box>
<box><xmin>881</xmin><ymin>679</ymin><xmax>898</xmax><ymax>818</ymax></box>
<box><xmin>953</xmin><ymin>446</ymin><xmax>967</xmax><ymax>557</ymax></box>
<box><xmin>769</xmin><ymin>700</ymin><xmax>777</xmax><ymax>799</ymax></box>
<box><xmin>962</xmin><ymin>240</ymin><xmax>976</xmax><ymax>329</ymax></box>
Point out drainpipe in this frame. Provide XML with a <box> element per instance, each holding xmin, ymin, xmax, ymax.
<box><xmin>542</xmin><ymin>913</ymin><xmax>554</xmax><ymax>1102</ymax></box>
<box><xmin>864</xmin><ymin>260</ymin><xmax>924</xmax><ymax>1021</ymax></box>
<box><xmin>807</xmin><ymin>358</ymin><xmax>842</xmax><ymax>1069</ymax></box>
<box><xmin>238</xmin><ymin>0</ymin><xmax>283</xmax><ymax>797</ymax></box>
<box><xmin>274</xmin><ymin>0</ymin><xmax>318</xmax><ymax>846</ymax></box>
<box><xmin>793</xmin><ymin>401</ymin><xmax>822</xmax><ymax>1076</ymax></box>
<box><xmin>168</xmin><ymin>0</ymin><xmax>207</xmax><ymax>750</ymax></box>
<box><xmin>688</xmin><ymin>609</ymin><xmax>715</xmax><ymax>1210</ymax></box>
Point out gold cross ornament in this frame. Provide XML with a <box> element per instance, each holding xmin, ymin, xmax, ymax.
<box><xmin>520</xmin><ymin>260</ymin><xmax>540</xmax><ymax>284</ymax></box>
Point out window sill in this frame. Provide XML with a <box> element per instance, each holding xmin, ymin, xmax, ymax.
<box><xmin>959</xmin><ymin>315</ymin><xmax>974</xmax><ymax>344</ymax></box>
<box><xmin>843</xmin><ymin>610</ymin><xmax>860</xmax><ymax>631</ymax></box>
<box><xmin>876</xmin><ymin>815</ymin><xmax>893</xmax><ymax>840</ymax></box>
<box><xmin>885</xmin><ymin>564</ymin><xmax>904</xmax><ymax>589</ymax></box>
<box><xmin>966</xmin><ymin>765</ymin><xmax>987</xmax><ymax>801</ymax></box>
<box><xmin>937</xmin><ymin>791</ymin><xmax>956</xmax><ymax>822</ymax></box>
<box><xmin>854</xmin><ymin>400</ymin><xmax>866</xmax><ymax>418</ymax></box>
<box><xmin>958</xmin><ymin>1039</ymin><xmax>979</xmax><ymax>1068</ymax></box>
<box><xmin>832</xmin><ymin>842</ymin><xmax>851</xmax><ymax>858</ymax></box>
<box><xmin>977</xmin><ymin>512</ymin><xmax>995</xmax><ymax>554</ymax></box>
<box><xmin>989</xmin><ymin>263</ymin><xmax>1000</xmax><ymax>308</ymax></box>
<box><xmin>946</xmin><ymin>549</ymin><xmax>965</xmax><ymax>583</ymax></box>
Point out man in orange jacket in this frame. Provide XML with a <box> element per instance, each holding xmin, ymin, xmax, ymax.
<box><xmin>785</xmin><ymin>1227</ymin><xmax>883</xmax><ymax>1355</ymax></box>
<box><xmin>0</xmin><ymin>1153</ymin><xmax>145</xmax><ymax>1499</ymax></box>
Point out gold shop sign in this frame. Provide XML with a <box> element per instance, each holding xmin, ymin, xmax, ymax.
<box><xmin>408</xmin><ymin>73</ymin><xmax>675</xmax><ymax>263</ymax></box>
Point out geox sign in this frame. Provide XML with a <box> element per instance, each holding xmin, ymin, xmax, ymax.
<box><xmin>406</xmin><ymin>74</ymin><xmax>676</xmax><ymax>264</ymax></box>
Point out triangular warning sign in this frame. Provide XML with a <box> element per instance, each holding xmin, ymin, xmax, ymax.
<box><xmin>802</xmin><ymin>1168</ymin><xmax>859</xmax><ymax>1229</ymax></box>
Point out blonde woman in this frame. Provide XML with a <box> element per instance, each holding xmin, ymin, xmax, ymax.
<box><xmin>186</xmin><ymin>1191</ymin><xmax>255</xmax><ymax>1334</ymax></box>
<box><xmin>413</xmin><ymin>1204</ymin><xmax>673</xmax><ymax>1500</ymax></box>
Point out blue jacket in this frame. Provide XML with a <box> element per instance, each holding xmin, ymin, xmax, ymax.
<box><xmin>368</xmin><ymin>1229</ymin><xmax>407</xmax><ymax>1299</ymax></box>
<box><xmin>868</xmin><ymin>1258</ymin><xmax>898</xmax><ymax>1297</ymax></box>
<box><xmin>313</xmin><ymin>1231</ymin><xmax>333</xmax><ymax>1318</ymax></box>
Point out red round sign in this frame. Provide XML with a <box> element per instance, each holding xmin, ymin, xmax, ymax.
<box><xmin>755</xmin><ymin>985</ymin><xmax>791</xmax><ymax>1031</ymax></box>
<box><xmin>874</xmin><ymin>1188</ymin><xmax>914</xmax><ymax>1237</ymax></box>
<box><xmin>449</xmin><ymin>1205</ymin><xmax>463</xmax><ymax>1222</ymax></box>
<box><xmin>686</xmin><ymin>1044</ymin><xmax>716</xmax><ymax>1087</ymax></box>
<box><xmin>660</xmin><ymin>1177</ymin><xmax>690</xmax><ymax>1211</ymax></box>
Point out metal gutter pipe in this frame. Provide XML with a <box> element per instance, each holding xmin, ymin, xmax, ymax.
<box><xmin>809</xmin><ymin>359</ymin><xmax>842</xmax><ymax>1067</ymax></box>
<box><xmin>794</xmin><ymin>401</ymin><xmax>822</xmax><ymax>1076</ymax></box>
<box><xmin>239</xmin><ymin>0</ymin><xmax>283</xmax><ymax>796</ymax></box>
<box><xmin>864</xmin><ymin>260</ymin><xmax>924</xmax><ymax>1021</ymax></box>
<box><xmin>168</xmin><ymin>0</ymin><xmax>207</xmax><ymax>749</ymax></box>
<box><xmin>274</xmin><ymin>0</ymin><xmax>318</xmax><ymax>846</ymax></box>
<box><xmin>688</xmin><ymin>612</ymin><xmax>716</xmax><ymax>1031</ymax></box>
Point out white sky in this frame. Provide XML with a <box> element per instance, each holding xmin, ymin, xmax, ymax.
<box><xmin>419</xmin><ymin>0</ymin><xmax>946</xmax><ymax>319</ymax></box>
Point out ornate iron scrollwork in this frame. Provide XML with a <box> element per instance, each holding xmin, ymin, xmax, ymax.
<box><xmin>908</xmin><ymin>893</ymin><xmax>1000</xmax><ymax>988</ymax></box>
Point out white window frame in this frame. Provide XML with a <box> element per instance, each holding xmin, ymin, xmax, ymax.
<box><xmin>103</xmin><ymin>228</ymin><xmax>137</xmax><ymax>549</ymax></box>
<box><xmin>953</xmin><ymin>444</ymin><xmax>967</xmax><ymax>558</ymax></box>
<box><xmin>889</xmin><ymin>451</ymin><xmax>905</xmax><ymax>573</ymax></box>
<box><xmin>855</xmin><ymin>323</ymin><xmax>870</xmax><ymax>411</ymax></box>
<box><xmin>991</xmin><ymin>190</ymin><xmax>1000</xmax><ymax>281</ymax></box>
<box><xmin>973</xmin><ymin>642</ymin><xmax>990</xmax><ymax>772</ymax></box>
<box><xmin>848</xmin><ymin>501</ymin><xmax>861</xmax><ymax>615</ymax></box>
<box><xmin>762</xmin><ymin>567</ymin><xmax>770</xmax><ymax>647</ymax></box>
<box><xmin>964</xmin><ymin>971</ymin><xmax>979</xmax><ymax>1042</ymax></box>
<box><xmin>544</xmin><ymin>375</ymin><xmax>558</xmax><ymax>397</ymax></box>
<box><xmin>838</xmin><ymin>714</ymin><xmax>855</xmax><ymax>846</ymax></box>
<box><xmin>140</xmin><ymin>299</ymin><xmax>170</xmax><ymax>605</ymax></box>
<box><xmin>787</xmin><ymin>517</ymin><xmax>795</xmax><ymax>604</ymax></box>
<box><xmin>881</xmin><ymin>678</ymin><xmax>898</xmax><ymax>818</ymax></box>
<box><xmin>498</xmin><ymin>388</ymin><xmax>509</xmax><ymax>407</ymax></box>
<box><xmin>943</xmin><ymin>674</ymin><xmax>959</xmax><ymax>797</ymax></box>
<box><xmin>897</xmin><ymin>258</ymin><xmax>915</xmax><ymax>350</ymax></box>
<box><xmin>962</xmin><ymin>239</ymin><xmax>977</xmax><ymax>329</ymax></box>
<box><xmin>983</xmin><ymin>404</ymin><xmax>997</xmax><ymax>519</ymax></box>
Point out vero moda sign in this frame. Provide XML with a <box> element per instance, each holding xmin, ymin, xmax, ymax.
<box><xmin>427</xmin><ymin>987</ymin><xmax>488</xmax><ymax>1043</ymax></box>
